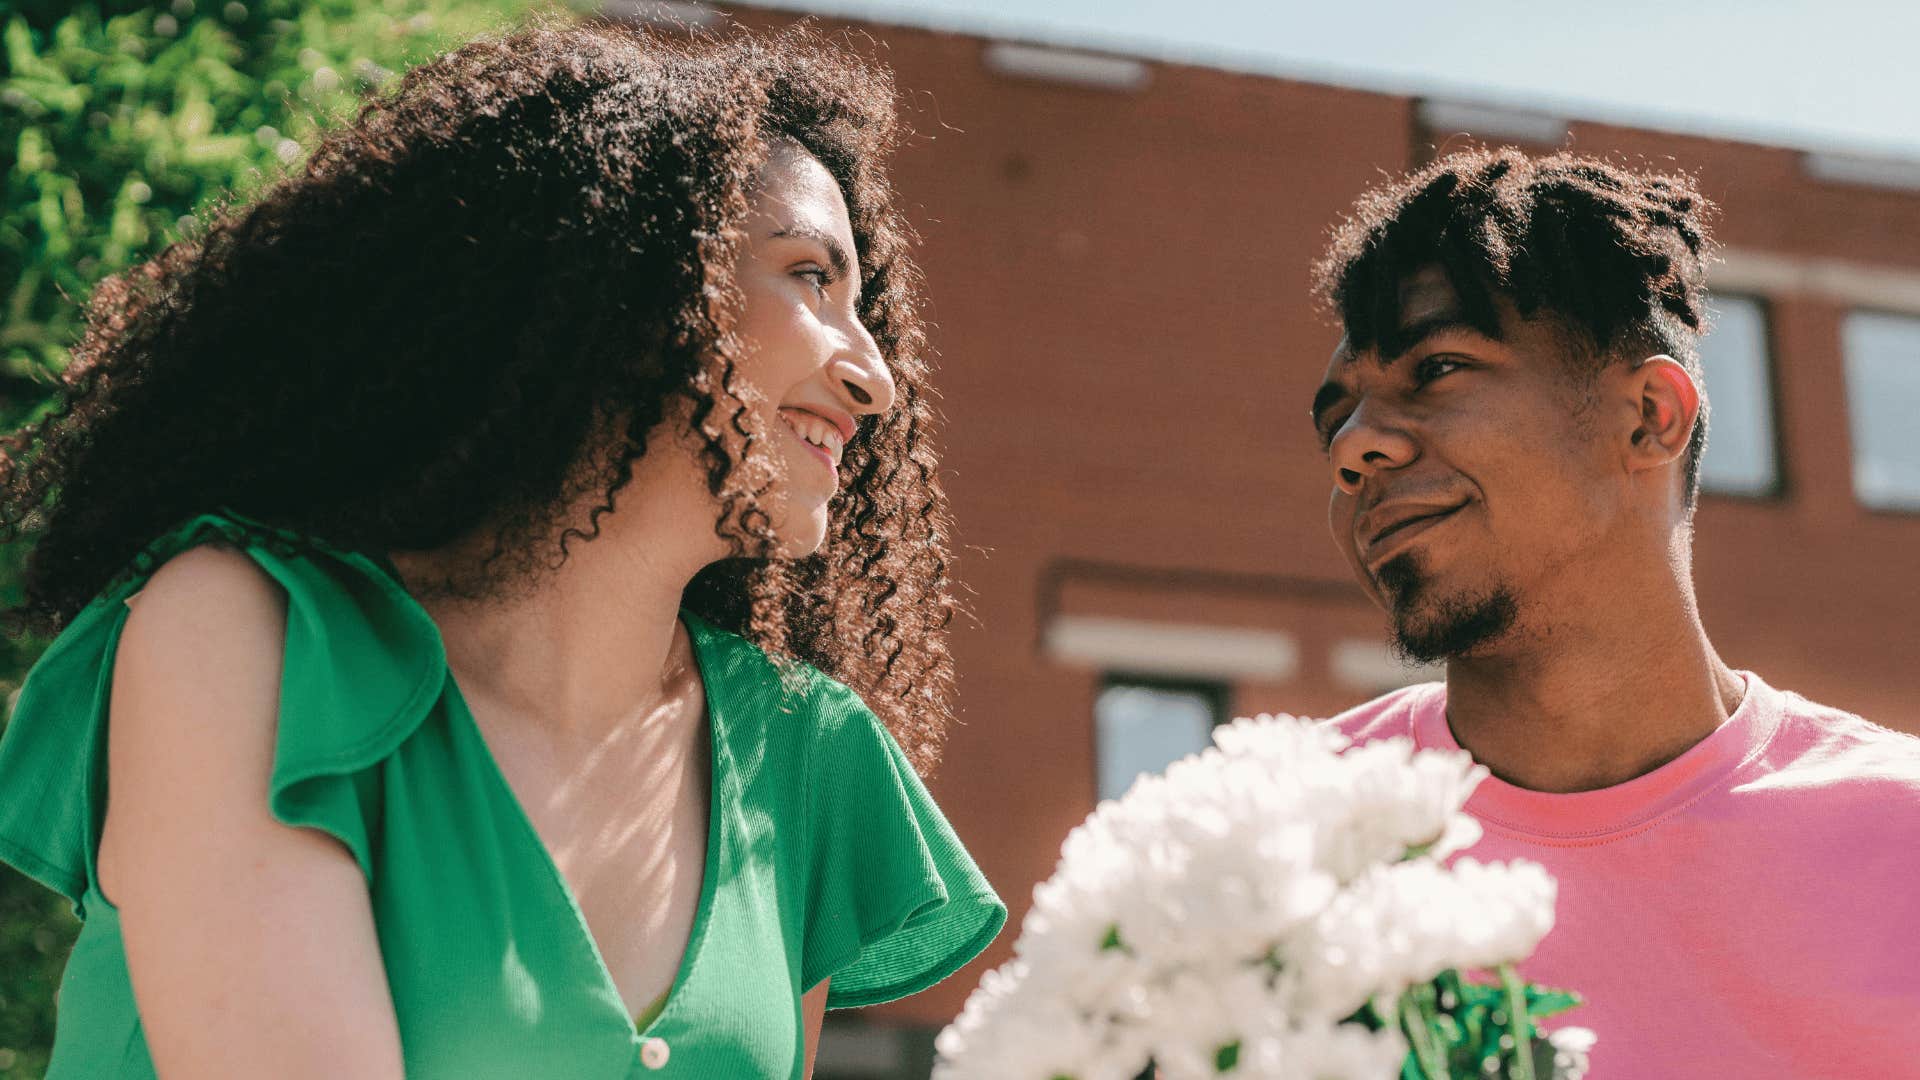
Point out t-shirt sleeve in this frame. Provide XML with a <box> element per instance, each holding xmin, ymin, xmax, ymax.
<box><xmin>799</xmin><ymin>691</ymin><xmax>1006</xmax><ymax>1010</ymax></box>
<box><xmin>0</xmin><ymin>510</ymin><xmax>445</xmax><ymax>915</ymax></box>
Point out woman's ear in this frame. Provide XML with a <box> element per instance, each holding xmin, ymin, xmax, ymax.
<box><xmin>1625</xmin><ymin>355</ymin><xmax>1700</xmax><ymax>472</ymax></box>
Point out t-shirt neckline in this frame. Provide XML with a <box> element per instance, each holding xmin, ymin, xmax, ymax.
<box><xmin>1410</xmin><ymin>670</ymin><xmax>1786</xmax><ymax>843</ymax></box>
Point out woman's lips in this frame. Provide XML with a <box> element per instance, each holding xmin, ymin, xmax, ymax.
<box><xmin>778</xmin><ymin>411</ymin><xmax>838</xmax><ymax>478</ymax></box>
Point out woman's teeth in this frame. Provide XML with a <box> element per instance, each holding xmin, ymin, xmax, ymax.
<box><xmin>778</xmin><ymin>409</ymin><xmax>844</xmax><ymax>464</ymax></box>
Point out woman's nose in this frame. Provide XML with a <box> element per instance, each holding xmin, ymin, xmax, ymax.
<box><xmin>833</xmin><ymin>321</ymin><xmax>895</xmax><ymax>416</ymax></box>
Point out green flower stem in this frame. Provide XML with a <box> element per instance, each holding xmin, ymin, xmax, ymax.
<box><xmin>1398</xmin><ymin>992</ymin><xmax>1450</xmax><ymax>1080</ymax></box>
<box><xmin>1497</xmin><ymin>964</ymin><xmax>1537</xmax><ymax>1080</ymax></box>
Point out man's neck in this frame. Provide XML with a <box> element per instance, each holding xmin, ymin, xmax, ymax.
<box><xmin>1441</xmin><ymin>576</ymin><xmax>1746</xmax><ymax>794</ymax></box>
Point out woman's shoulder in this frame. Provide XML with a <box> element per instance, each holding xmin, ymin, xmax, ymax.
<box><xmin>109</xmin><ymin>540</ymin><xmax>294</xmax><ymax>772</ymax></box>
<box><xmin>50</xmin><ymin>507</ymin><xmax>446</xmax><ymax>739</ymax></box>
<box><xmin>681</xmin><ymin>611</ymin><xmax>879</xmax><ymax>736</ymax></box>
<box><xmin>670</xmin><ymin>612</ymin><xmax>1008</xmax><ymax>1010</ymax></box>
<box><xmin>682</xmin><ymin>613</ymin><xmax>910</xmax><ymax>815</ymax></box>
<box><xmin>121</xmin><ymin>538</ymin><xmax>286</xmax><ymax>635</ymax></box>
<box><xmin>53</xmin><ymin>508</ymin><xmax>415</xmax><ymax>630</ymax></box>
<box><xmin>0</xmin><ymin>509</ymin><xmax>448</xmax><ymax>908</ymax></box>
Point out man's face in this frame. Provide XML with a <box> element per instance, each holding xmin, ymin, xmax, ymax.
<box><xmin>1309</xmin><ymin>267</ymin><xmax>1626</xmax><ymax>662</ymax></box>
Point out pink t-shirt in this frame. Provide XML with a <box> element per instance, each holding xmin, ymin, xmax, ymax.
<box><xmin>1328</xmin><ymin>671</ymin><xmax>1920</xmax><ymax>1079</ymax></box>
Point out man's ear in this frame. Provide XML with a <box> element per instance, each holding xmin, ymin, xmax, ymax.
<box><xmin>1624</xmin><ymin>355</ymin><xmax>1701</xmax><ymax>473</ymax></box>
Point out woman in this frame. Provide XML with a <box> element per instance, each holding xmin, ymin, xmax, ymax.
<box><xmin>0</xmin><ymin>18</ymin><xmax>1003</xmax><ymax>1079</ymax></box>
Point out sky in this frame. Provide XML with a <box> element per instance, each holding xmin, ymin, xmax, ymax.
<box><xmin>739</xmin><ymin>0</ymin><xmax>1920</xmax><ymax>162</ymax></box>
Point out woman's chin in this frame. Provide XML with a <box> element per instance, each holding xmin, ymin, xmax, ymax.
<box><xmin>768</xmin><ymin>509</ymin><xmax>831</xmax><ymax>560</ymax></box>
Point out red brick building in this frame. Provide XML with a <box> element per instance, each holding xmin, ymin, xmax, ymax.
<box><xmin>703</xmin><ymin>6</ymin><xmax>1920</xmax><ymax>1074</ymax></box>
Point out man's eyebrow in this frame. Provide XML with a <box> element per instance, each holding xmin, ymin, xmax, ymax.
<box><xmin>1377</xmin><ymin>312</ymin><xmax>1484</xmax><ymax>365</ymax></box>
<box><xmin>1311</xmin><ymin>310</ymin><xmax>1492</xmax><ymax>436</ymax></box>
<box><xmin>1310</xmin><ymin>312</ymin><xmax>1483</xmax><ymax>438</ymax></box>
<box><xmin>770</xmin><ymin>225</ymin><xmax>852</xmax><ymax>281</ymax></box>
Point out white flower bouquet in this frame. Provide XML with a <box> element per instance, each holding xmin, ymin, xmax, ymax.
<box><xmin>934</xmin><ymin>715</ymin><xmax>1595</xmax><ymax>1080</ymax></box>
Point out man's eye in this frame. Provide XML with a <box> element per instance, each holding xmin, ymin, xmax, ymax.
<box><xmin>1413</xmin><ymin>356</ymin><xmax>1463</xmax><ymax>384</ymax></box>
<box><xmin>1318</xmin><ymin>416</ymin><xmax>1348</xmax><ymax>453</ymax></box>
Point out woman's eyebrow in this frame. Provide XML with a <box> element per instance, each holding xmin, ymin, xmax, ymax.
<box><xmin>770</xmin><ymin>224</ymin><xmax>851</xmax><ymax>281</ymax></box>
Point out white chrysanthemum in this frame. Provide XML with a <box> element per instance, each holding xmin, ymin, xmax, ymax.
<box><xmin>1133</xmin><ymin>968</ymin><xmax>1288</xmax><ymax>1080</ymax></box>
<box><xmin>1281</xmin><ymin>1023</ymin><xmax>1412</xmax><ymax>1080</ymax></box>
<box><xmin>1546</xmin><ymin>1025</ymin><xmax>1597</xmax><ymax>1079</ymax></box>
<box><xmin>1034</xmin><ymin>741</ymin><xmax>1340</xmax><ymax>981</ymax></box>
<box><xmin>1310</xmin><ymin>735</ymin><xmax>1488</xmax><ymax>883</ymax></box>
<box><xmin>1209</xmin><ymin>711</ymin><xmax>1351</xmax><ymax>761</ymax></box>
<box><xmin>931</xmin><ymin>961</ymin><xmax>1142</xmax><ymax>1080</ymax></box>
<box><xmin>1290</xmin><ymin>857</ymin><xmax>1557</xmax><ymax>1017</ymax></box>
<box><xmin>935</xmin><ymin>714</ymin><xmax>1578</xmax><ymax>1079</ymax></box>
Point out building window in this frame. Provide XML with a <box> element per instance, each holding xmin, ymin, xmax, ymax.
<box><xmin>1844</xmin><ymin>310</ymin><xmax>1920</xmax><ymax>511</ymax></box>
<box><xmin>1094</xmin><ymin>676</ymin><xmax>1228</xmax><ymax>802</ymax></box>
<box><xmin>1696</xmin><ymin>294</ymin><xmax>1779</xmax><ymax>496</ymax></box>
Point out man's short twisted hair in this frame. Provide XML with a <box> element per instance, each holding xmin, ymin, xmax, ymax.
<box><xmin>1312</xmin><ymin>148</ymin><xmax>1717</xmax><ymax>498</ymax></box>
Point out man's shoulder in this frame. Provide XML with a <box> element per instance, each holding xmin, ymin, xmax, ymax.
<box><xmin>1764</xmin><ymin>682</ymin><xmax>1920</xmax><ymax>786</ymax></box>
<box><xmin>1321</xmin><ymin>681</ymin><xmax>1447</xmax><ymax>745</ymax></box>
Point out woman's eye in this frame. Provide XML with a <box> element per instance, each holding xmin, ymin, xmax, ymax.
<box><xmin>794</xmin><ymin>266</ymin><xmax>832</xmax><ymax>296</ymax></box>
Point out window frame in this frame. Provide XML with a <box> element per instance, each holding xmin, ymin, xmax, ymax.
<box><xmin>1092</xmin><ymin>671</ymin><xmax>1231</xmax><ymax>803</ymax></box>
<box><xmin>1695</xmin><ymin>291</ymin><xmax>1787</xmax><ymax>502</ymax></box>
<box><xmin>1841</xmin><ymin>305</ymin><xmax>1920</xmax><ymax>514</ymax></box>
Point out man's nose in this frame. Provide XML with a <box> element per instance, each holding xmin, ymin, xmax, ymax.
<box><xmin>1329</xmin><ymin>400</ymin><xmax>1419</xmax><ymax>495</ymax></box>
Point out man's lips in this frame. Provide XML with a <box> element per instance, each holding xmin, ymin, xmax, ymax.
<box><xmin>1356</xmin><ymin>500</ymin><xmax>1470</xmax><ymax>565</ymax></box>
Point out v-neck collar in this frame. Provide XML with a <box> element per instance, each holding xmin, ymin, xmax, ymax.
<box><xmin>443</xmin><ymin>608</ymin><xmax>731</xmax><ymax>1046</ymax></box>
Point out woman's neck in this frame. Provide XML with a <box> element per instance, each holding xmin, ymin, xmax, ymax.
<box><xmin>398</xmin><ymin>461</ymin><xmax>726</xmax><ymax>744</ymax></box>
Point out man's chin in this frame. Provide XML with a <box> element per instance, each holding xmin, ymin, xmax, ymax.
<box><xmin>1375</xmin><ymin>553</ymin><xmax>1518</xmax><ymax>663</ymax></box>
<box><xmin>1389</xmin><ymin>589</ymin><xmax>1518</xmax><ymax>664</ymax></box>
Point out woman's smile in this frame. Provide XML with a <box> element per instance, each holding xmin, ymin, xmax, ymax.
<box><xmin>777</xmin><ymin>405</ymin><xmax>850</xmax><ymax>477</ymax></box>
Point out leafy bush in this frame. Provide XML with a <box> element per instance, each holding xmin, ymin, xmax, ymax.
<box><xmin>0</xmin><ymin>1</ymin><xmax>552</xmax><ymax>1073</ymax></box>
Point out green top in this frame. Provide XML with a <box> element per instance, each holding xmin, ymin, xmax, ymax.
<box><xmin>0</xmin><ymin>511</ymin><xmax>1005</xmax><ymax>1079</ymax></box>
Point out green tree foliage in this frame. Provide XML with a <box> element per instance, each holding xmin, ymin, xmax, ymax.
<box><xmin>0</xmin><ymin>2</ymin><xmax>555</xmax><ymax>1073</ymax></box>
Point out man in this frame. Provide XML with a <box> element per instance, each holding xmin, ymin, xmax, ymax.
<box><xmin>1310</xmin><ymin>149</ymin><xmax>1920</xmax><ymax>1078</ymax></box>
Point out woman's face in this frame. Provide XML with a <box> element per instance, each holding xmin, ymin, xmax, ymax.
<box><xmin>729</xmin><ymin>141</ymin><xmax>895</xmax><ymax>557</ymax></box>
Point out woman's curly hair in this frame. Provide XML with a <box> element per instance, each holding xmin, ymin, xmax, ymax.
<box><xmin>0</xmin><ymin>18</ymin><xmax>958</xmax><ymax>772</ymax></box>
<box><xmin>1312</xmin><ymin>148</ymin><xmax>1717</xmax><ymax>499</ymax></box>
